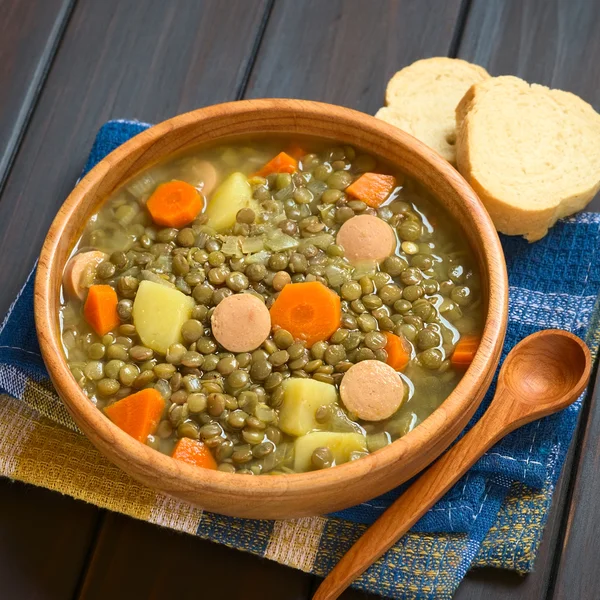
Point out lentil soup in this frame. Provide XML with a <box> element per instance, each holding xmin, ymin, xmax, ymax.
<box><xmin>59</xmin><ymin>137</ymin><xmax>483</xmax><ymax>475</ymax></box>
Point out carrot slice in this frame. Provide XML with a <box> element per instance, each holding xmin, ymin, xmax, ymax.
<box><xmin>286</xmin><ymin>144</ymin><xmax>306</xmax><ymax>161</ymax></box>
<box><xmin>346</xmin><ymin>173</ymin><xmax>396</xmax><ymax>208</ymax></box>
<box><xmin>83</xmin><ymin>285</ymin><xmax>119</xmax><ymax>336</ymax></box>
<box><xmin>254</xmin><ymin>152</ymin><xmax>298</xmax><ymax>178</ymax></box>
<box><xmin>384</xmin><ymin>332</ymin><xmax>412</xmax><ymax>371</ymax></box>
<box><xmin>146</xmin><ymin>180</ymin><xmax>204</xmax><ymax>228</ymax></box>
<box><xmin>451</xmin><ymin>335</ymin><xmax>481</xmax><ymax>369</ymax></box>
<box><xmin>269</xmin><ymin>281</ymin><xmax>341</xmax><ymax>348</ymax></box>
<box><xmin>172</xmin><ymin>437</ymin><xmax>217</xmax><ymax>470</ymax></box>
<box><xmin>104</xmin><ymin>388</ymin><xmax>165</xmax><ymax>443</ymax></box>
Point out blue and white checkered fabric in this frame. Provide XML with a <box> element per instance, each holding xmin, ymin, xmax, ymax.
<box><xmin>1</xmin><ymin>120</ymin><xmax>599</xmax><ymax>599</ymax></box>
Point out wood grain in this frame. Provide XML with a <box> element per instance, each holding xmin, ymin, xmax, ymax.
<box><xmin>78</xmin><ymin>512</ymin><xmax>311</xmax><ymax>600</ymax></box>
<box><xmin>245</xmin><ymin>0</ymin><xmax>465</xmax><ymax>113</ymax></box>
<box><xmin>0</xmin><ymin>3</ymin><xmax>102</xmax><ymax>599</ymax></box>
<box><xmin>0</xmin><ymin>0</ymin><xmax>270</xmax><ymax>320</ymax></box>
<box><xmin>0</xmin><ymin>478</ymin><xmax>100</xmax><ymax>600</ymax></box>
<box><xmin>550</xmin><ymin>361</ymin><xmax>600</xmax><ymax>600</ymax></box>
<box><xmin>0</xmin><ymin>0</ymin><xmax>74</xmax><ymax>192</ymax></box>
<box><xmin>314</xmin><ymin>331</ymin><xmax>591</xmax><ymax>600</ymax></box>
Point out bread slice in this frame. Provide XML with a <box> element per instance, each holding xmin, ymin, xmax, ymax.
<box><xmin>456</xmin><ymin>76</ymin><xmax>600</xmax><ymax>241</ymax></box>
<box><xmin>375</xmin><ymin>57</ymin><xmax>489</xmax><ymax>164</ymax></box>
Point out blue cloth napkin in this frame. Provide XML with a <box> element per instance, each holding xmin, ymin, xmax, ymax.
<box><xmin>1</xmin><ymin>120</ymin><xmax>599</xmax><ymax>599</ymax></box>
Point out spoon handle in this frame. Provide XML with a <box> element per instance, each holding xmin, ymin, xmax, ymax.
<box><xmin>313</xmin><ymin>389</ymin><xmax>517</xmax><ymax>600</ymax></box>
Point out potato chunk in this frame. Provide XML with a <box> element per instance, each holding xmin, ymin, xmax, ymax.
<box><xmin>132</xmin><ymin>280</ymin><xmax>194</xmax><ymax>354</ymax></box>
<box><xmin>294</xmin><ymin>432</ymin><xmax>368</xmax><ymax>472</ymax></box>
<box><xmin>278</xmin><ymin>378</ymin><xmax>338</xmax><ymax>437</ymax></box>
<box><xmin>205</xmin><ymin>172</ymin><xmax>257</xmax><ymax>232</ymax></box>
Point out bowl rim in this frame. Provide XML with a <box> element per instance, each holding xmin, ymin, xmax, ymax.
<box><xmin>34</xmin><ymin>98</ymin><xmax>508</xmax><ymax>504</ymax></box>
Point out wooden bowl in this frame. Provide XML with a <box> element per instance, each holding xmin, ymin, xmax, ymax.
<box><xmin>35</xmin><ymin>99</ymin><xmax>508</xmax><ymax>519</ymax></box>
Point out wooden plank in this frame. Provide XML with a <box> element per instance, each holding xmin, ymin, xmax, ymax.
<box><xmin>245</xmin><ymin>0</ymin><xmax>467</xmax><ymax>114</ymax></box>
<box><xmin>0</xmin><ymin>478</ymin><xmax>100</xmax><ymax>600</ymax></box>
<box><xmin>550</xmin><ymin>363</ymin><xmax>600</xmax><ymax>599</ymax></box>
<box><xmin>457</xmin><ymin>0</ymin><xmax>600</xmax><ymax>98</ymax></box>
<box><xmin>78</xmin><ymin>513</ymin><xmax>311</xmax><ymax>600</ymax></box>
<box><xmin>0</xmin><ymin>4</ymin><xmax>101</xmax><ymax>599</ymax></box>
<box><xmin>0</xmin><ymin>0</ymin><xmax>74</xmax><ymax>192</ymax></box>
<box><xmin>454</xmin><ymin>0</ymin><xmax>600</xmax><ymax>597</ymax></box>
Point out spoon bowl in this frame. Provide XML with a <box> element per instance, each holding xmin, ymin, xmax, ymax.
<box><xmin>500</xmin><ymin>330</ymin><xmax>590</xmax><ymax>410</ymax></box>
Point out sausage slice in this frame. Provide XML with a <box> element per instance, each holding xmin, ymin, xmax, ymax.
<box><xmin>340</xmin><ymin>360</ymin><xmax>405</xmax><ymax>421</ymax></box>
<box><xmin>336</xmin><ymin>214</ymin><xmax>397</xmax><ymax>264</ymax></box>
<box><xmin>211</xmin><ymin>293</ymin><xmax>271</xmax><ymax>352</ymax></box>
<box><xmin>190</xmin><ymin>160</ymin><xmax>219</xmax><ymax>196</ymax></box>
<box><xmin>63</xmin><ymin>250</ymin><xmax>108</xmax><ymax>301</ymax></box>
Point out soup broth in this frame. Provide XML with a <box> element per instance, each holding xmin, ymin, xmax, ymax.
<box><xmin>60</xmin><ymin>137</ymin><xmax>483</xmax><ymax>475</ymax></box>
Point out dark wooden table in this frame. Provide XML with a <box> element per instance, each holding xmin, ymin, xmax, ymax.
<box><xmin>1</xmin><ymin>1</ymin><xmax>599</xmax><ymax>598</ymax></box>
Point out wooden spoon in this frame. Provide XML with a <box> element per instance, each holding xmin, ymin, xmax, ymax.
<box><xmin>313</xmin><ymin>329</ymin><xmax>591</xmax><ymax>600</ymax></box>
